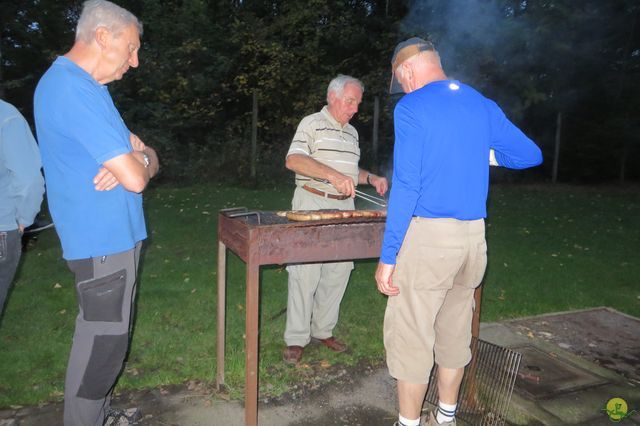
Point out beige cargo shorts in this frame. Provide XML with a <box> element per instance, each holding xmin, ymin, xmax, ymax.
<box><xmin>384</xmin><ymin>217</ymin><xmax>487</xmax><ymax>384</ymax></box>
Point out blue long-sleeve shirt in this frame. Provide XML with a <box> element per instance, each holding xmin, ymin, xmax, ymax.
<box><xmin>380</xmin><ymin>81</ymin><xmax>542</xmax><ymax>264</ymax></box>
<box><xmin>0</xmin><ymin>100</ymin><xmax>44</xmax><ymax>231</ymax></box>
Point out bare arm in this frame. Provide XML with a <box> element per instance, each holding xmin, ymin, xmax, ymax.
<box><xmin>129</xmin><ymin>133</ymin><xmax>159</xmax><ymax>178</ymax></box>
<box><xmin>102</xmin><ymin>152</ymin><xmax>149</xmax><ymax>193</ymax></box>
<box><xmin>357</xmin><ymin>169</ymin><xmax>388</xmax><ymax>196</ymax></box>
<box><xmin>97</xmin><ymin>133</ymin><xmax>159</xmax><ymax>193</ymax></box>
<box><xmin>286</xmin><ymin>154</ymin><xmax>355</xmax><ymax>197</ymax></box>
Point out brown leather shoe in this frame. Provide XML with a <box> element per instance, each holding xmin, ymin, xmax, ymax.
<box><xmin>283</xmin><ymin>345</ymin><xmax>304</xmax><ymax>364</ymax></box>
<box><xmin>312</xmin><ymin>336</ymin><xmax>347</xmax><ymax>353</ymax></box>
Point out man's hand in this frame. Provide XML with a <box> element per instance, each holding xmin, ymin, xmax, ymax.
<box><xmin>101</xmin><ymin>133</ymin><xmax>158</xmax><ymax>193</ymax></box>
<box><xmin>368</xmin><ymin>174</ymin><xmax>389</xmax><ymax>196</ymax></box>
<box><xmin>328</xmin><ymin>172</ymin><xmax>356</xmax><ymax>198</ymax></box>
<box><xmin>285</xmin><ymin>154</ymin><xmax>355</xmax><ymax>197</ymax></box>
<box><xmin>93</xmin><ymin>167</ymin><xmax>120</xmax><ymax>191</ymax></box>
<box><xmin>375</xmin><ymin>261</ymin><xmax>399</xmax><ymax>296</ymax></box>
<box><xmin>130</xmin><ymin>132</ymin><xmax>160</xmax><ymax>178</ymax></box>
<box><xmin>130</xmin><ymin>133</ymin><xmax>146</xmax><ymax>152</ymax></box>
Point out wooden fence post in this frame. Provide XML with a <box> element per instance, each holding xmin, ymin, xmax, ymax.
<box><xmin>251</xmin><ymin>91</ymin><xmax>258</xmax><ymax>180</ymax></box>
<box><xmin>372</xmin><ymin>96</ymin><xmax>380</xmax><ymax>174</ymax></box>
<box><xmin>552</xmin><ymin>111</ymin><xmax>562</xmax><ymax>184</ymax></box>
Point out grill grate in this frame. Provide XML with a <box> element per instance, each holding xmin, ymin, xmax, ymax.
<box><xmin>425</xmin><ymin>337</ymin><xmax>522</xmax><ymax>425</ymax></box>
<box><xmin>221</xmin><ymin>208</ymin><xmax>385</xmax><ymax>227</ymax></box>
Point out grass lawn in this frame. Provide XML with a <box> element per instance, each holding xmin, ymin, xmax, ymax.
<box><xmin>0</xmin><ymin>183</ymin><xmax>638</xmax><ymax>407</ymax></box>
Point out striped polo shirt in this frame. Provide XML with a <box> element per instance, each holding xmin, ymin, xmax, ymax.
<box><xmin>286</xmin><ymin>106</ymin><xmax>360</xmax><ymax>194</ymax></box>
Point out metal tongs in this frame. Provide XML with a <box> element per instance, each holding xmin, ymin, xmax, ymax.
<box><xmin>354</xmin><ymin>189</ymin><xmax>387</xmax><ymax>208</ymax></box>
<box><xmin>313</xmin><ymin>178</ymin><xmax>387</xmax><ymax>208</ymax></box>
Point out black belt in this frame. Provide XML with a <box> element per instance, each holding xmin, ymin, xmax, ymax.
<box><xmin>302</xmin><ymin>184</ymin><xmax>349</xmax><ymax>200</ymax></box>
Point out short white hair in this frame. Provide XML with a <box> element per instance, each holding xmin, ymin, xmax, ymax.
<box><xmin>76</xmin><ymin>0</ymin><xmax>143</xmax><ymax>43</ymax></box>
<box><xmin>327</xmin><ymin>74</ymin><xmax>364</xmax><ymax>103</ymax></box>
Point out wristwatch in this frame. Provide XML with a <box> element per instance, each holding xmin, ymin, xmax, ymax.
<box><xmin>142</xmin><ymin>152</ymin><xmax>150</xmax><ymax>168</ymax></box>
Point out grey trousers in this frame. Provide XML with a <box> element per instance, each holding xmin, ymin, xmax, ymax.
<box><xmin>284</xmin><ymin>187</ymin><xmax>354</xmax><ymax>347</ymax></box>
<box><xmin>0</xmin><ymin>229</ymin><xmax>21</xmax><ymax>316</ymax></box>
<box><xmin>63</xmin><ymin>243</ymin><xmax>141</xmax><ymax>426</ymax></box>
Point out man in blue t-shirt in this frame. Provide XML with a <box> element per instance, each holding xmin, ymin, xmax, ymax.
<box><xmin>34</xmin><ymin>1</ymin><xmax>158</xmax><ymax>425</ymax></box>
<box><xmin>375</xmin><ymin>38</ymin><xmax>542</xmax><ymax>426</ymax></box>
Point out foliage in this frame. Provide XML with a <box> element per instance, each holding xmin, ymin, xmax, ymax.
<box><xmin>1</xmin><ymin>0</ymin><xmax>638</xmax><ymax>182</ymax></box>
<box><xmin>0</xmin><ymin>183</ymin><xmax>639</xmax><ymax>406</ymax></box>
<box><xmin>401</xmin><ymin>0</ymin><xmax>640</xmax><ymax>182</ymax></box>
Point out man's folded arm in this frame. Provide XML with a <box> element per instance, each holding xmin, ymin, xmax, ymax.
<box><xmin>102</xmin><ymin>149</ymin><xmax>157</xmax><ymax>193</ymax></box>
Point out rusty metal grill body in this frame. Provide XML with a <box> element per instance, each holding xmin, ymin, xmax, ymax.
<box><xmin>219</xmin><ymin>209</ymin><xmax>387</xmax><ymax>264</ymax></box>
<box><xmin>215</xmin><ymin>208</ymin><xmax>483</xmax><ymax>425</ymax></box>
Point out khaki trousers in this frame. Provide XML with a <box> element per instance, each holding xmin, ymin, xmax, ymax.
<box><xmin>284</xmin><ymin>186</ymin><xmax>354</xmax><ymax>346</ymax></box>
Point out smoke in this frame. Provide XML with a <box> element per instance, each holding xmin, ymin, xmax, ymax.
<box><xmin>400</xmin><ymin>0</ymin><xmax>527</xmax><ymax>81</ymax></box>
<box><xmin>397</xmin><ymin>0</ymin><xmax>627</xmax><ymax>115</ymax></box>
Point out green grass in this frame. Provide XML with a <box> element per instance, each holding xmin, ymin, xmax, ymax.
<box><xmin>482</xmin><ymin>185</ymin><xmax>640</xmax><ymax>319</ymax></box>
<box><xmin>0</xmin><ymin>183</ymin><xmax>638</xmax><ymax>407</ymax></box>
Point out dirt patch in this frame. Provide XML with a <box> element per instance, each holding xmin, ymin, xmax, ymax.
<box><xmin>263</xmin><ymin>359</ymin><xmax>384</xmax><ymax>405</ymax></box>
<box><xmin>4</xmin><ymin>308</ymin><xmax>637</xmax><ymax>425</ymax></box>
<box><xmin>0</xmin><ymin>360</ymin><xmax>398</xmax><ymax>426</ymax></box>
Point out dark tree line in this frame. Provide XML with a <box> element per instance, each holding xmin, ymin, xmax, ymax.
<box><xmin>1</xmin><ymin>0</ymin><xmax>639</xmax><ymax>184</ymax></box>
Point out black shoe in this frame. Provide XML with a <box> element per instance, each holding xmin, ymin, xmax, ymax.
<box><xmin>103</xmin><ymin>407</ymin><xmax>142</xmax><ymax>426</ymax></box>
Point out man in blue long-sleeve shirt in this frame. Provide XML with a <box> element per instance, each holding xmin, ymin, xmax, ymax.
<box><xmin>0</xmin><ymin>99</ymin><xmax>45</xmax><ymax>315</ymax></box>
<box><xmin>375</xmin><ymin>38</ymin><xmax>542</xmax><ymax>426</ymax></box>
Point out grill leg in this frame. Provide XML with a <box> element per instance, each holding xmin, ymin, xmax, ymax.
<box><xmin>245</xmin><ymin>260</ymin><xmax>260</xmax><ymax>426</ymax></box>
<box><xmin>472</xmin><ymin>286</ymin><xmax>483</xmax><ymax>338</ymax></box>
<box><xmin>216</xmin><ymin>241</ymin><xmax>227</xmax><ymax>390</ymax></box>
<box><xmin>465</xmin><ymin>286</ymin><xmax>484</xmax><ymax>411</ymax></box>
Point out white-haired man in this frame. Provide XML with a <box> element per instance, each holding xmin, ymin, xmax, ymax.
<box><xmin>376</xmin><ymin>38</ymin><xmax>542</xmax><ymax>426</ymax></box>
<box><xmin>34</xmin><ymin>1</ymin><xmax>158</xmax><ymax>425</ymax></box>
<box><xmin>283</xmin><ymin>74</ymin><xmax>388</xmax><ymax>364</ymax></box>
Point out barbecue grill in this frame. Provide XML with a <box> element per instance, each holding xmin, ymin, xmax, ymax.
<box><xmin>216</xmin><ymin>207</ymin><xmax>483</xmax><ymax>426</ymax></box>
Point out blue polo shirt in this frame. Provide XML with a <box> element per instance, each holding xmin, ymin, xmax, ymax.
<box><xmin>34</xmin><ymin>57</ymin><xmax>146</xmax><ymax>260</ymax></box>
<box><xmin>380</xmin><ymin>80</ymin><xmax>542</xmax><ymax>264</ymax></box>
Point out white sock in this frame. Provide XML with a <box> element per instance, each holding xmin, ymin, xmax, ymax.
<box><xmin>436</xmin><ymin>401</ymin><xmax>457</xmax><ymax>424</ymax></box>
<box><xmin>398</xmin><ymin>414</ymin><xmax>420</xmax><ymax>426</ymax></box>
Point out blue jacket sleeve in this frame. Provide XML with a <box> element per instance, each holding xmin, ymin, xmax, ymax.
<box><xmin>489</xmin><ymin>101</ymin><xmax>543</xmax><ymax>169</ymax></box>
<box><xmin>380</xmin><ymin>101</ymin><xmax>423</xmax><ymax>265</ymax></box>
<box><xmin>2</xmin><ymin>115</ymin><xmax>45</xmax><ymax>227</ymax></box>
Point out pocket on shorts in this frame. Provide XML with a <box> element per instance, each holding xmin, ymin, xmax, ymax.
<box><xmin>457</xmin><ymin>240</ymin><xmax>488</xmax><ymax>289</ymax></box>
<box><xmin>77</xmin><ymin>269</ymin><xmax>127</xmax><ymax>322</ymax></box>
<box><xmin>398</xmin><ymin>245</ymin><xmax>464</xmax><ymax>291</ymax></box>
<box><xmin>468</xmin><ymin>240</ymin><xmax>488</xmax><ymax>288</ymax></box>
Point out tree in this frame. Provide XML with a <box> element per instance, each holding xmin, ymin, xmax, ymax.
<box><xmin>1</xmin><ymin>0</ymin><xmax>78</xmax><ymax>118</ymax></box>
<box><xmin>1</xmin><ymin>0</ymin><xmax>636</xmax><ymax>182</ymax></box>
